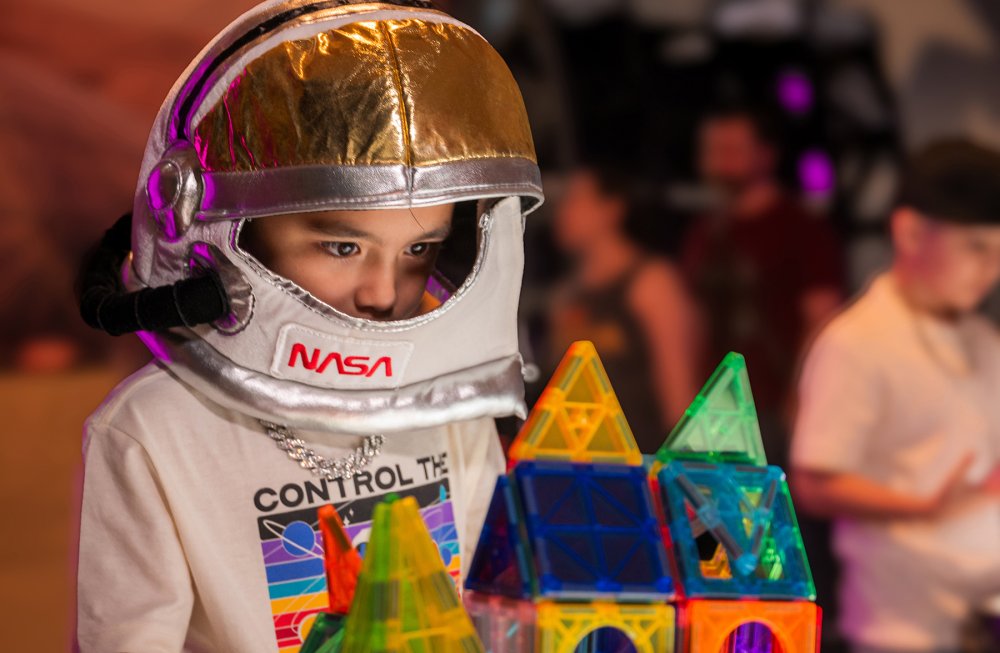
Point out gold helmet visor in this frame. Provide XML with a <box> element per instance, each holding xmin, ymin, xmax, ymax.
<box><xmin>183</xmin><ymin>11</ymin><xmax>541</xmax><ymax>220</ymax></box>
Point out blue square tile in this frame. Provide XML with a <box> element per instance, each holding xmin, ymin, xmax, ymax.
<box><xmin>513</xmin><ymin>460</ymin><xmax>674</xmax><ymax>600</ymax></box>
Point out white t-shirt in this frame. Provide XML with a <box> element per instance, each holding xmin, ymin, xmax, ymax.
<box><xmin>792</xmin><ymin>272</ymin><xmax>1000</xmax><ymax>651</ymax></box>
<box><xmin>77</xmin><ymin>363</ymin><xmax>505</xmax><ymax>653</ymax></box>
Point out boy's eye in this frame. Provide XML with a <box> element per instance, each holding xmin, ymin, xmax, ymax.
<box><xmin>323</xmin><ymin>242</ymin><xmax>360</xmax><ymax>257</ymax></box>
<box><xmin>408</xmin><ymin>242</ymin><xmax>438</xmax><ymax>257</ymax></box>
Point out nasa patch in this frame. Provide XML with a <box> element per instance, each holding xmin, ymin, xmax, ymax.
<box><xmin>271</xmin><ymin>324</ymin><xmax>414</xmax><ymax>391</ymax></box>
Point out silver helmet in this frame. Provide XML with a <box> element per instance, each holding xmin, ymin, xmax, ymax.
<box><xmin>127</xmin><ymin>0</ymin><xmax>543</xmax><ymax>434</ymax></box>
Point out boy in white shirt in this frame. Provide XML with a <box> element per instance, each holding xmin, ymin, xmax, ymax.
<box><xmin>75</xmin><ymin>2</ymin><xmax>543</xmax><ymax>651</ymax></box>
<box><xmin>792</xmin><ymin>140</ymin><xmax>1000</xmax><ymax>653</ymax></box>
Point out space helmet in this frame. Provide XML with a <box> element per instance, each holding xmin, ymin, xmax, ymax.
<box><xmin>120</xmin><ymin>0</ymin><xmax>543</xmax><ymax>434</ymax></box>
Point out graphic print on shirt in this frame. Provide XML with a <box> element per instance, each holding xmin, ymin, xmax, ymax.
<box><xmin>253</xmin><ymin>452</ymin><xmax>457</xmax><ymax>653</ymax></box>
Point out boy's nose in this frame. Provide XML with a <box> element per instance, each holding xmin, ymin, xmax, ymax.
<box><xmin>354</xmin><ymin>265</ymin><xmax>397</xmax><ymax>320</ymax></box>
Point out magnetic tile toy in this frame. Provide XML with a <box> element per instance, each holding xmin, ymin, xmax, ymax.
<box><xmin>515</xmin><ymin>460</ymin><xmax>674</xmax><ymax>600</ymax></box>
<box><xmin>509</xmin><ymin>341</ymin><xmax>643</xmax><ymax>466</ymax></box>
<box><xmin>657</xmin><ymin>353</ymin><xmax>767</xmax><ymax>467</ymax></box>
<box><xmin>298</xmin><ymin>612</ymin><xmax>345</xmax><ymax>653</ymax></box>
<box><xmin>317</xmin><ymin>505</ymin><xmax>362</xmax><ymax>615</ymax></box>
<box><xmin>465</xmin><ymin>475</ymin><xmax>536</xmax><ymax>599</ymax></box>
<box><xmin>658</xmin><ymin>460</ymin><xmax>814</xmax><ymax>599</ymax></box>
<box><xmin>681</xmin><ymin>599</ymin><xmax>820</xmax><ymax>653</ymax></box>
<box><xmin>535</xmin><ymin>601</ymin><xmax>675</xmax><ymax>653</ymax></box>
<box><xmin>463</xmin><ymin>592</ymin><xmax>536</xmax><ymax>653</ymax></box>
<box><xmin>340</xmin><ymin>496</ymin><xmax>484</xmax><ymax>652</ymax></box>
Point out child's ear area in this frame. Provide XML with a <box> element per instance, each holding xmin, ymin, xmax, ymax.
<box><xmin>891</xmin><ymin>206</ymin><xmax>930</xmax><ymax>258</ymax></box>
<box><xmin>237</xmin><ymin>215</ymin><xmax>302</xmax><ymax>269</ymax></box>
<box><xmin>237</xmin><ymin>218</ymin><xmax>270</xmax><ymax>266</ymax></box>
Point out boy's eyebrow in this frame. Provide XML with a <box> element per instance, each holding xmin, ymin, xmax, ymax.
<box><xmin>418</xmin><ymin>225</ymin><xmax>452</xmax><ymax>241</ymax></box>
<box><xmin>306</xmin><ymin>220</ymin><xmax>452</xmax><ymax>243</ymax></box>
<box><xmin>308</xmin><ymin>222</ymin><xmax>382</xmax><ymax>244</ymax></box>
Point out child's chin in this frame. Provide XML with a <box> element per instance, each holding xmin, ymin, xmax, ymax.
<box><xmin>950</xmin><ymin>294</ymin><xmax>987</xmax><ymax>314</ymax></box>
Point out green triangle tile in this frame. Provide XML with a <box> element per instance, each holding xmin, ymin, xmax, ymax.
<box><xmin>656</xmin><ymin>352</ymin><xmax>767</xmax><ymax>466</ymax></box>
<box><xmin>299</xmin><ymin>613</ymin><xmax>346</xmax><ymax>653</ymax></box>
<box><xmin>340</xmin><ymin>497</ymin><xmax>484</xmax><ymax>653</ymax></box>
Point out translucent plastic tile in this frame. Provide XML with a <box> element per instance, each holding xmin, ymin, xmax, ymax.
<box><xmin>682</xmin><ymin>600</ymin><xmax>820</xmax><ymax>653</ymax></box>
<box><xmin>658</xmin><ymin>460</ymin><xmax>814</xmax><ymax>599</ymax></box>
<box><xmin>514</xmin><ymin>460</ymin><xmax>674</xmax><ymax>600</ymax></box>
<box><xmin>509</xmin><ymin>341</ymin><xmax>643</xmax><ymax>466</ymax></box>
<box><xmin>340</xmin><ymin>496</ymin><xmax>484</xmax><ymax>652</ymax></box>
<box><xmin>298</xmin><ymin>612</ymin><xmax>345</xmax><ymax>653</ymax></box>
<box><xmin>657</xmin><ymin>352</ymin><xmax>767</xmax><ymax>466</ymax></box>
<box><xmin>463</xmin><ymin>592</ymin><xmax>536</xmax><ymax>653</ymax></box>
<box><xmin>465</xmin><ymin>475</ymin><xmax>535</xmax><ymax>599</ymax></box>
<box><xmin>536</xmin><ymin>601</ymin><xmax>675</xmax><ymax>653</ymax></box>
<box><xmin>317</xmin><ymin>505</ymin><xmax>362</xmax><ymax>615</ymax></box>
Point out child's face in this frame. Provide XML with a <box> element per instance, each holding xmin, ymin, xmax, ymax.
<box><xmin>698</xmin><ymin>116</ymin><xmax>776</xmax><ymax>195</ymax></box>
<box><xmin>895</xmin><ymin>208</ymin><xmax>1000</xmax><ymax>312</ymax></box>
<box><xmin>240</xmin><ymin>204</ymin><xmax>454</xmax><ymax>321</ymax></box>
<box><xmin>554</xmin><ymin>170</ymin><xmax>625</xmax><ymax>253</ymax></box>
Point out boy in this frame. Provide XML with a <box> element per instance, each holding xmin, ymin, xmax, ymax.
<box><xmin>792</xmin><ymin>140</ymin><xmax>1000</xmax><ymax>653</ymax></box>
<box><xmin>76</xmin><ymin>2</ymin><xmax>543</xmax><ymax>651</ymax></box>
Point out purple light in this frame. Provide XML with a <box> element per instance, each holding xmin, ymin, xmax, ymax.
<box><xmin>189</xmin><ymin>241</ymin><xmax>214</xmax><ymax>265</ymax></box>
<box><xmin>200</xmin><ymin>169</ymin><xmax>216</xmax><ymax>214</ymax></box>
<box><xmin>776</xmin><ymin>70</ymin><xmax>813</xmax><ymax>115</ymax></box>
<box><xmin>138</xmin><ymin>331</ymin><xmax>173</xmax><ymax>364</ymax></box>
<box><xmin>727</xmin><ymin>622</ymin><xmax>776</xmax><ymax>653</ymax></box>
<box><xmin>798</xmin><ymin>149</ymin><xmax>836</xmax><ymax>195</ymax></box>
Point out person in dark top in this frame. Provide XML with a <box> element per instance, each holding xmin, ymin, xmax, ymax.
<box><xmin>681</xmin><ymin>106</ymin><xmax>847</xmax><ymax>645</ymax></box>
<box><xmin>681</xmin><ymin>106</ymin><xmax>845</xmax><ymax>463</ymax></box>
<box><xmin>546</xmin><ymin>166</ymin><xmax>700</xmax><ymax>453</ymax></box>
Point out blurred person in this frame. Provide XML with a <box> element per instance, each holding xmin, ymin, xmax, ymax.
<box><xmin>792</xmin><ymin>140</ymin><xmax>1000</xmax><ymax>653</ymax></box>
<box><xmin>547</xmin><ymin>165</ymin><xmax>700</xmax><ymax>452</ymax></box>
<box><xmin>682</xmin><ymin>103</ymin><xmax>845</xmax><ymax>464</ymax></box>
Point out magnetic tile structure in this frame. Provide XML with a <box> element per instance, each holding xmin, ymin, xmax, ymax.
<box><xmin>515</xmin><ymin>460</ymin><xmax>674</xmax><ymax>600</ymax></box>
<box><xmin>535</xmin><ymin>601</ymin><xmax>675</xmax><ymax>653</ymax></box>
<box><xmin>465</xmin><ymin>340</ymin><xmax>822</xmax><ymax>652</ymax></box>
<box><xmin>658</xmin><ymin>460</ymin><xmax>814</xmax><ymax>600</ymax></box>
<box><xmin>317</xmin><ymin>505</ymin><xmax>362</xmax><ymax>615</ymax></box>
<box><xmin>682</xmin><ymin>599</ymin><xmax>820</xmax><ymax>653</ymax></box>
<box><xmin>340</xmin><ymin>496</ymin><xmax>484</xmax><ymax>653</ymax></box>
<box><xmin>657</xmin><ymin>353</ymin><xmax>767</xmax><ymax>467</ymax></box>
<box><xmin>509</xmin><ymin>341</ymin><xmax>643</xmax><ymax>466</ymax></box>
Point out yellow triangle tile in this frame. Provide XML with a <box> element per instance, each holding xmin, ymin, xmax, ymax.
<box><xmin>509</xmin><ymin>341</ymin><xmax>642</xmax><ymax>465</ymax></box>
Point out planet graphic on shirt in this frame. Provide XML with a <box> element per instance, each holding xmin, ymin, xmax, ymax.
<box><xmin>350</xmin><ymin>527</ymin><xmax>371</xmax><ymax>558</ymax></box>
<box><xmin>261</xmin><ymin>519</ymin><xmax>319</xmax><ymax>558</ymax></box>
<box><xmin>299</xmin><ymin>613</ymin><xmax>320</xmax><ymax>642</ymax></box>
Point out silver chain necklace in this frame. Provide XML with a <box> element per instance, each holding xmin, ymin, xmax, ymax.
<box><xmin>260</xmin><ymin>420</ymin><xmax>384</xmax><ymax>481</ymax></box>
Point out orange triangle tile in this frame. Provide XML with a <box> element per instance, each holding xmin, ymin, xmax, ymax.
<box><xmin>318</xmin><ymin>504</ymin><xmax>362</xmax><ymax>615</ymax></box>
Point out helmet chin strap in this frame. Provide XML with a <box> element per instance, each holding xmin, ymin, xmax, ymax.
<box><xmin>79</xmin><ymin>213</ymin><xmax>231</xmax><ymax>336</ymax></box>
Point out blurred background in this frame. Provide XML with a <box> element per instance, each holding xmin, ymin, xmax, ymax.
<box><xmin>4</xmin><ymin>0</ymin><xmax>1000</xmax><ymax>650</ymax></box>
